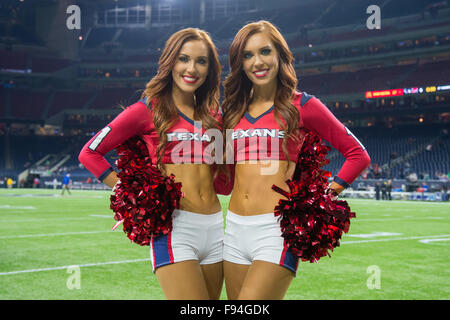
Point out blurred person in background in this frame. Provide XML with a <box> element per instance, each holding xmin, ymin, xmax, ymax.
<box><xmin>375</xmin><ymin>182</ymin><xmax>381</xmax><ymax>200</ymax></box>
<box><xmin>61</xmin><ymin>174</ymin><xmax>71</xmax><ymax>195</ymax></box>
<box><xmin>33</xmin><ymin>176</ymin><xmax>40</xmax><ymax>189</ymax></box>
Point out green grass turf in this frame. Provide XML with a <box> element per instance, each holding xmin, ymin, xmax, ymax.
<box><xmin>0</xmin><ymin>188</ymin><xmax>449</xmax><ymax>300</ymax></box>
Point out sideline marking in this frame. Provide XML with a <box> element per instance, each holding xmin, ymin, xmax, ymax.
<box><xmin>418</xmin><ymin>238</ymin><xmax>450</xmax><ymax>244</ymax></box>
<box><xmin>0</xmin><ymin>258</ymin><xmax>150</xmax><ymax>276</ymax></box>
<box><xmin>345</xmin><ymin>199</ymin><xmax>450</xmax><ymax>206</ymax></box>
<box><xmin>342</xmin><ymin>234</ymin><xmax>450</xmax><ymax>244</ymax></box>
<box><xmin>0</xmin><ymin>217</ymin><xmax>105</xmax><ymax>223</ymax></box>
<box><xmin>0</xmin><ymin>205</ymin><xmax>35</xmax><ymax>210</ymax></box>
<box><xmin>356</xmin><ymin>217</ymin><xmax>446</xmax><ymax>222</ymax></box>
<box><xmin>0</xmin><ymin>215</ymin><xmax>114</xmax><ymax>223</ymax></box>
<box><xmin>346</xmin><ymin>232</ymin><xmax>403</xmax><ymax>238</ymax></box>
<box><xmin>0</xmin><ymin>230</ymin><xmax>112</xmax><ymax>239</ymax></box>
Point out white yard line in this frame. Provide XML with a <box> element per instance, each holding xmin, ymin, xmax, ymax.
<box><xmin>346</xmin><ymin>199</ymin><xmax>450</xmax><ymax>206</ymax></box>
<box><xmin>0</xmin><ymin>230</ymin><xmax>113</xmax><ymax>239</ymax></box>
<box><xmin>418</xmin><ymin>238</ymin><xmax>450</xmax><ymax>244</ymax></box>
<box><xmin>342</xmin><ymin>234</ymin><xmax>450</xmax><ymax>244</ymax></box>
<box><xmin>0</xmin><ymin>258</ymin><xmax>150</xmax><ymax>276</ymax></box>
<box><xmin>90</xmin><ymin>215</ymin><xmax>113</xmax><ymax>218</ymax></box>
<box><xmin>0</xmin><ymin>205</ymin><xmax>35</xmax><ymax>210</ymax></box>
<box><xmin>0</xmin><ymin>215</ymin><xmax>113</xmax><ymax>223</ymax></box>
<box><xmin>356</xmin><ymin>217</ymin><xmax>446</xmax><ymax>222</ymax></box>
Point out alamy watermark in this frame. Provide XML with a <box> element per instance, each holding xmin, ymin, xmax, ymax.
<box><xmin>66</xmin><ymin>265</ymin><xmax>81</xmax><ymax>290</ymax></box>
<box><xmin>66</xmin><ymin>5</ymin><xmax>81</xmax><ymax>30</ymax></box>
<box><xmin>366</xmin><ymin>5</ymin><xmax>381</xmax><ymax>30</ymax></box>
<box><xmin>366</xmin><ymin>265</ymin><xmax>381</xmax><ymax>290</ymax></box>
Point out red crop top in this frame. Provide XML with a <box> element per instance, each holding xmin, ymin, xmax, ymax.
<box><xmin>78</xmin><ymin>98</ymin><xmax>222</xmax><ymax>183</ymax></box>
<box><xmin>230</xmin><ymin>91</ymin><xmax>371</xmax><ymax>187</ymax></box>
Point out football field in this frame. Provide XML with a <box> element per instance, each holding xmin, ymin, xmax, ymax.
<box><xmin>0</xmin><ymin>188</ymin><xmax>449</xmax><ymax>300</ymax></box>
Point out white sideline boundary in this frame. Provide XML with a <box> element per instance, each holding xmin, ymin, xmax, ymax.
<box><xmin>0</xmin><ymin>205</ymin><xmax>36</xmax><ymax>210</ymax></box>
<box><xmin>0</xmin><ymin>258</ymin><xmax>150</xmax><ymax>276</ymax></box>
<box><xmin>341</xmin><ymin>234</ymin><xmax>450</xmax><ymax>244</ymax></box>
<box><xmin>345</xmin><ymin>198</ymin><xmax>450</xmax><ymax>205</ymax></box>
<box><xmin>356</xmin><ymin>216</ymin><xmax>446</xmax><ymax>222</ymax></box>
<box><xmin>0</xmin><ymin>230</ymin><xmax>112</xmax><ymax>239</ymax></box>
<box><xmin>1</xmin><ymin>215</ymin><xmax>114</xmax><ymax>223</ymax></box>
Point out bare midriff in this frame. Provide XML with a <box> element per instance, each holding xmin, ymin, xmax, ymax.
<box><xmin>164</xmin><ymin>163</ymin><xmax>222</xmax><ymax>214</ymax></box>
<box><xmin>228</xmin><ymin>160</ymin><xmax>296</xmax><ymax>216</ymax></box>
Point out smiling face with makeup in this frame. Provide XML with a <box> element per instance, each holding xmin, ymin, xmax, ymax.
<box><xmin>171</xmin><ymin>39</ymin><xmax>209</xmax><ymax>96</ymax></box>
<box><xmin>242</xmin><ymin>32</ymin><xmax>279</xmax><ymax>92</ymax></box>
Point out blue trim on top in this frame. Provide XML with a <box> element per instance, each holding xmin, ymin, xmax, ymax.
<box><xmin>98</xmin><ymin>167</ymin><xmax>114</xmax><ymax>182</ymax></box>
<box><xmin>139</xmin><ymin>97</ymin><xmax>153</xmax><ymax>110</ymax></box>
<box><xmin>138</xmin><ymin>96</ymin><xmax>148</xmax><ymax>105</ymax></box>
<box><xmin>300</xmin><ymin>92</ymin><xmax>315</xmax><ymax>106</ymax></box>
<box><xmin>139</xmin><ymin>97</ymin><xmax>200</xmax><ymax>128</ymax></box>
<box><xmin>177</xmin><ymin>109</ymin><xmax>202</xmax><ymax>129</ymax></box>
<box><xmin>334</xmin><ymin>176</ymin><xmax>351</xmax><ymax>189</ymax></box>
<box><xmin>244</xmin><ymin>106</ymin><xmax>274</xmax><ymax>124</ymax></box>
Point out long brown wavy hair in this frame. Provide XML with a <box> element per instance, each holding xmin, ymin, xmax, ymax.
<box><xmin>222</xmin><ymin>20</ymin><xmax>301</xmax><ymax>164</ymax></box>
<box><xmin>141</xmin><ymin>28</ymin><xmax>221</xmax><ymax>172</ymax></box>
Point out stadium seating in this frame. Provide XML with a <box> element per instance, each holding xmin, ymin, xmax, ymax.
<box><xmin>1</xmin><ymin>0</ymin><xmax>449</xmax><ymax>189</ymax></box>
<box><xmin>323</xmin><ymin>125</ymin><xmax>449</xmax><ymax>181</ymax></box>
<box><xmin>89</xmin><ymin>88</ymin><xmax>141</xmax><ymax>110</ymax></box>
<box><xmin>0</xmin><ymin>50</ymin><xmax>29</xmax><ymax>70</ymax></box>
<box><xmin>399</xmin><ymin>60</ymin><xmax>450</xmax><ymax>87</ymax></box>
<box><xmin>31</xmin><ymin>57</ymin><xmax>71</xmax><ymax>73</ymax></box>
<box><xmin>298</xmin><ymin>60</ymin><xmax>449</xmax><ymax>95</ymax></box>
<box><xmin>0</xmin><ymin>88</ymin><xmax>4</xmax><ymax>118</ymax></box>
<box><xmin>407</xmin><ymin>138</ymin><xmax>450</xmax><ymax>178</ymax></box>
<box><xmin>84</xmin><ymin>27</ymin><xmax>118</xmax><ymax>49</ymax></box>
<box><xmin>9</xmin><ymin>90</ymin><xmax>48</xmax><ymax>120</ymax></box>
<box><xmin>2</xmin><ymin>22</ymin><xmax>40</xmax><ymax>45</ymax></box>
<box><xmin>48</xmin><ymin>91</ymin><xmax>95</xmax><ymax>117</ymax></box>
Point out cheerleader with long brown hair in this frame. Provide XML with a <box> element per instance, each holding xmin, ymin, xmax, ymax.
<box><xmin>221</xmin><ymin>21</ymin><xmax>370</xmax><ymax>299</ymax></box>
<box><xmin>79</xmin><ymin>28</ymin><xmax>228</xmax><ymax>300</ymax></box>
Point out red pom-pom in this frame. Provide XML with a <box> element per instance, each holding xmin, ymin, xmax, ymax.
<box><xmin>272</xmin><ymin>130</ymin><xmax>356</xmax><ymax>262</ymax></box>
<box><xmin>110</xmin><ymin>136</ymin><xmax>183</xmax><ymax>246</ymax></box>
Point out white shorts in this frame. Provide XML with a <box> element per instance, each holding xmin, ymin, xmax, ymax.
<box><xmin>223</xmin><ymin>210</ymin><xmax>299</xmax><ymax>275</ymax></box>
<box><xmin>149</xmin><ymin>209</ymin><xmax>224</xmax><ymax>272</ymax></box>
